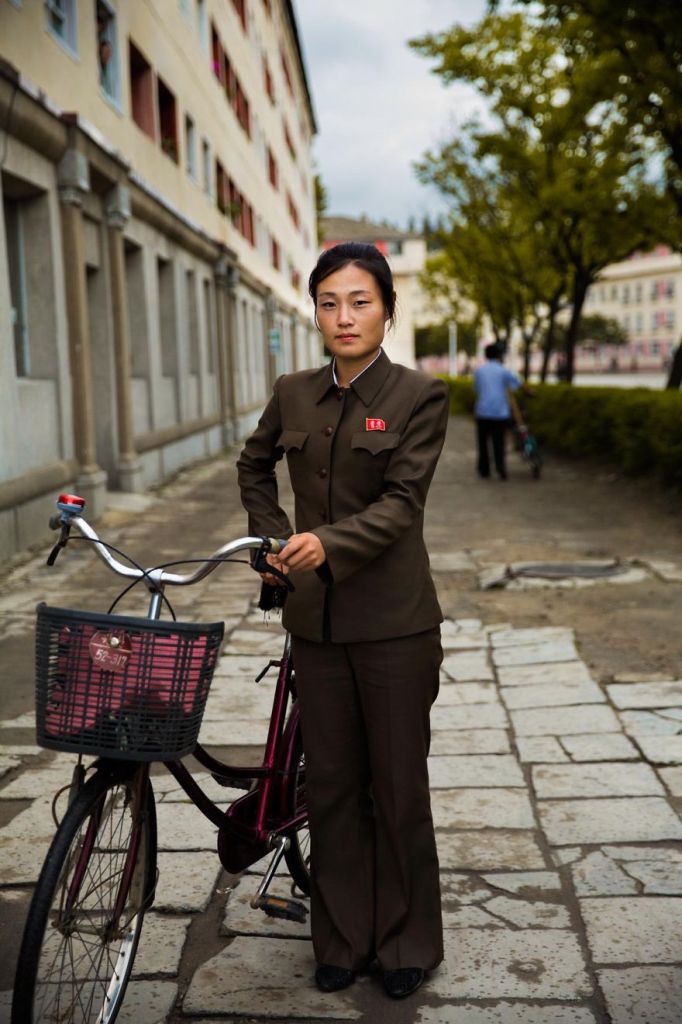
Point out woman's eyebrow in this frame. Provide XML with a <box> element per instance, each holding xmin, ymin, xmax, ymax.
<box><xmin>317</xmin><ymin>289</ymin><xmax>373</xmax><ymax>298</ymax></box>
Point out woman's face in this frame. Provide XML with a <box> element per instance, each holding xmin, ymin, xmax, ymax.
<box><xmin>315</xmin><ymin>263</ymin><xmax>389</xmax><ymax>363</ymax></box>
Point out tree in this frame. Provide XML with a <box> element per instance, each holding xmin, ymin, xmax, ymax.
<box><xmin>504</xmin><ymin>0</ymin><xmax>682</xmax><ymax>385</ymax></box>
<box><xmin>411</xmin><ymin>9</ymin><xmax>671</xmax><ymax>381</ymax></box>
<box><xmin>415</xmin><ymin>319</ymin><xmax>479</xmax><ymax>360</ymax></box>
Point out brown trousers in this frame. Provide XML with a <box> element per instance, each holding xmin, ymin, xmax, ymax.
<box><xmin>292</xmin><ymin>629</ymin><xmax>444</xmax><ymax>972</ymax></box>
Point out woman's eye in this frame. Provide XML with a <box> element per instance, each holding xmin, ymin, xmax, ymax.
<box><xmin>319</xmin><ymin>302</ymin><xmax>336</xmax><ymax>310</ymax></box>
<box><xmin>354</xmin><ymin>301</ymin><xmax>369</xmax><ymax>307</ymax></box>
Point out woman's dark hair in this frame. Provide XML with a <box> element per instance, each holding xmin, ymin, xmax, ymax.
<box><xmin>308</xmin><ymin>242</ymin><xmax>397</xmax><ymax>328</ymax></box>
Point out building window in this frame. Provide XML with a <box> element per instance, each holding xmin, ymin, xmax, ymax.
<box><xmin>3</xmin><ymin>196</ymin><xmax>30</xmax><ymax>377</ymax></box>
<box><xmin>202</xmin><ymin>139</ymin><xmax>212</xmax><ymax>195</ymax></box>
<box><xmin>666</xmin><ymin>310</ymin><xmax>675</xmax><ymax>330</ymax></box>
<box><xmin>235</xmin><ymin>79</ymin><xmax>251</xmax><ymax>137</ymax></box>
<box><xmin>622</xmin><ymin>284</ymin><xmax>630</xmax><ymax>305</ymax></box>
<box><xmin>287</xmin><ymin>191</ymin><xmax>299</xmax><ymax>229</ymax></box>
<box><xmin>635</xmin><ymin>282</ymin><xmax>642</xmax><ymax>303</ymax></box>
<box><xmin>196</xmin><ymin>0</ymin><xmax>208</xmax><ymax>51</ymax></box>
<box><xmin>216</xmin><ymin>159</ymin><xmax>229</xmax><ymax>213</ymax></box>
<box><xmin>157</xmin><ymin>77</ymin><xmax>179</xmax><ymax>162</ymax></box>
<box><xmin>666</xmin><ymin>279</ymin><xmax>675</xmax><ymax>299</ymax></box>
<box><xmin>179</xmin><ymin>0</ymin><xmax>191</xmax><ymax>19</ymax></box>
<box><xmin>635</xmin><ymin>313</ymin><xmax>643</xmax><ymax>333</ymax></box>
<box><xmin>263</xmin><ymin>56</ymin><xmax>275</xmax><ymax>103</ymax></box>
<box><xmin>232</xmin><ymin>0</ymin><xmax>247</xmax><ymax>32</ymax></box>
<box><xmin>267</xmin><ymin>148</ymin><xmax>278</xmax><ymax>189</ymax></box>
<box><xmin>184</xmin><ymin>113</ymin><xmax>197</xmax><ymax>179</ymax></box>
<box><xmin>280</xmin><ymin>48</ymin><xmax>294</xmax><ymax>98</ymax></box>
<box><xmin>211</xmin><ymin>23</ymin><xmax>224</xmax><ymax>83</ymax></box>
<box><xmin>95</xmin><ymin>1</ymin><xmax>120</xmax><ymax>103</ymax></box>
<box><xmin>45</xmin><ymin>0</ymin><xmax>78</xmax><ymax>55</ymax></box>
<box><xmin>129</xmin><ymin>41</ymin><xmax>155</xmax><ymax>139</ymax></box>
<box><xmin>610</xmin><ymin>285</ymin><xmax>618</xmax><ymax>301</ymax></box>
<box><xmin>650</xmin><ymin>280</ymin><xmax>659</xmax><ymax>301</ymax></box>
<box><xmin>387</xmin><ymin>240</ymin><xmax>403</xmax><ymax>255</ymax></box>
<box><xmin>283</xmin><ymin>118</ymin><xmax>297</xmax><ymax>163</ymax></box>
<box><xmin>271</xmin><ymin>236</ymin><xmax>280</xmax><ymax>270</ymax></box>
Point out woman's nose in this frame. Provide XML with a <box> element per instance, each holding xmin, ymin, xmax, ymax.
<box><xmin>337</xmin><ymin>305</ymin><xmax>353</xmax><ymax>325</ymax></box>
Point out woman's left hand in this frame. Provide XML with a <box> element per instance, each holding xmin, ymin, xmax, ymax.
<box><xmin>278</xmin><ymin>532</ymin><xmax>327</xmax><ymax>571</ymax></box>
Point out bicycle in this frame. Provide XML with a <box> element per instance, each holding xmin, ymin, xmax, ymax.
<box><xmin>12</xmin><ymin>493</ymin><xmax>309</xmax><ymax>1024</ymax></box>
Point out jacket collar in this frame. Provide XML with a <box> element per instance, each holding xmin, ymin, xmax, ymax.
<box><xmin>314</xmin><ymin>348</ymin><xmax>393</xmax><ymax>407</ymax></box>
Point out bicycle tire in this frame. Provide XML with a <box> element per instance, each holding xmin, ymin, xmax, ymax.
<box><xmin>12</xmin><ymin>763</ymin><xmax>157</xmax><ymax>1024</ymax></box>
<box><xmin>282</xmin><ymin>711</ymin><xmax>311</xmax><ymax>895</ymax></box>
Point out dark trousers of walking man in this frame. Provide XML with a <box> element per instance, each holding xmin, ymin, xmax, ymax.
<box><xmin>476</xmin><ymin>417</ymin><xmax>507</xmax><ymax>479</ymax></box>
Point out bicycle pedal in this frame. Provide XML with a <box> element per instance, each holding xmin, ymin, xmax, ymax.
<box><xmin>252</xmin><ymin>894</ymin><xmax>308</xmax><ymax>924</ymax></box>
<box><xmin>210</xmin><ymin>773</ymin><xmax>251</xmax><ymax>790</ymax></box>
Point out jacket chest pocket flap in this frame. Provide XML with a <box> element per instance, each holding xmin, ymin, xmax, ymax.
<box><xmin>277</xmin><ymin>429</ymin><xmax>309</xmax><ymax>452</ymax></box>
<box><xmin>350</xmin><ymin>431</ymin><xmax>400</xmax><ymax>455</ymax></box>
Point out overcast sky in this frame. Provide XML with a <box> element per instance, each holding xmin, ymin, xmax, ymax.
<box><xmin>295</xmin><ymin>0</ymin><xmax>489</xmax><ymax>229</ymax></box>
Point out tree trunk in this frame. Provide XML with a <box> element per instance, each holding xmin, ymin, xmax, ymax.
<box><xmin>564</xmin><ymin>277</ymin><xmax>589</xmax><ymax>384</ymax></box>
<box><xmin>665</xmin><ymin>339</ymin><xmax>682</xmax><ymax>389</ymax></box>
<box><xmin>540</xmin><ymin>294</ymin><xmax>562</xmax><ymax>382</ymax></box>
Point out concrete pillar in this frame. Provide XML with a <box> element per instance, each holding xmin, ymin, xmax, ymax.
<box><xmin>214</xmin><ymin>254</ymin><xmax>235</xmax><ymax>447</ymax></box>
<box><xmin>58</xmin><ymin>148</ymin><xmax>107</xmax><ymax>513</ymax></box>
<box><xmin>105</xmin><ymin>184</ymin><xmax>144</xmax><ymax>492</ymax></box>
<box><xmin>225</xmin><ymin>263</ymin><xmax>241</xmax><ymax>441</ymax></box>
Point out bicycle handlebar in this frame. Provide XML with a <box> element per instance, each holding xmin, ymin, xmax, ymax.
<box><xmin>50</xmin><ymin>493</ymin><xmax>287</xmax><ymax>588</ymax></box>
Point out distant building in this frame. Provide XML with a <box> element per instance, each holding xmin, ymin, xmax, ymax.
<box><xmin>0</xmin><ymin>0</ymin><xmax>320</xmax><ymax>560</ymax></box>
<box><xmin>581</xmin><ymin>246</ymin><xmax>682</xmax><ymax>372</ymax></box>
<box><xmin>320</xmin><ymin>215</ymin><xmax>430</xmax><ymax>368</ymax></box>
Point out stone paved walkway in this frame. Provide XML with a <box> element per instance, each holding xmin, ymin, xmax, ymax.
<box><xmin>1</xmin><ymin>419</ymin><xmax>682</xmax><ymax>1023</ymax></box>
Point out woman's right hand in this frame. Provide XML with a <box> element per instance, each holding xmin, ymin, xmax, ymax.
<box><xmin>260</xmin><ymin>552</ymin><xmax>290</xmax><ymax>586</ymax></box>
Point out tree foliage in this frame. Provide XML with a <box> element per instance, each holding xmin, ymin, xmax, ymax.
<box><xmin>410</xmin><ymin>8</ymin><xmax>673</xmax><ymax>382</ymax></box>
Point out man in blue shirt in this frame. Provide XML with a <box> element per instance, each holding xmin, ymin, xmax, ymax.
<box><xmin>473</xmin><ymin>343</ymin><xmax>521</xmax><ymax>480</ymax></box>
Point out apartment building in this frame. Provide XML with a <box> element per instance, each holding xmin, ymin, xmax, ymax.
<box><xmin>0</xmin><ymin>0</ymin><xmax>320</xmax><ymax>560</ymax></box>
<box><xmin>581</xmin><ymin>246</ymin><xmax>682</xmax><ymax>372</ymax></box>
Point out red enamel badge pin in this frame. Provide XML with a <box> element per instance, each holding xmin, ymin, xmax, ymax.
<box><xmin>366</xmin><ymin>418</ymin><xmax>385</xmax><ymax>431</ymax></box>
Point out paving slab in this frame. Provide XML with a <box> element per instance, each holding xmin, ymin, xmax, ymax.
<box><xmin>197</xmin><ymin>717</ymin><xmax>271</xmax><ymax>746</ymax></box>
<box><xmin>492</xmin><ymin>641</ymin><xmax>579</xmax><ymax>667</ymax></box>
<box><xmin>607</xmin><ymin>681</ymin><xmax>682</xmax><ymax>709</ymax></box>
<box><xmin>532</xmin><ymin>762</ymin><xmax>664</xmax><ymax>798</ymax></box>
<box><xmin>442</xmin><ymin>618</ymin><xmax>484</xmax><ymax>635</ymax></box>
<box><xmin>441</xmin><ymin>633</ymin><xmax>489</xmax><ymax>650</ymax></box>
<box><xmin>441</xmin><ymin>651</ymin><xmax>494</xmax><ymax>682</ymax></box>
<box><xmin>481</xmin><ymin>871</ymin><xmax>562</xmax><ymax>895</ymax></box>
<box><xmin>183</xmin><ymin>936</ymin><xmax>362</xmax><ymax>1019</ymax></box>
<box><xmin>436</xmin><ymin>682</ymin><xmax>498</xmax><ymax>705</ymax></box>
<box><xmin>429</xmin><ymin>551</ymin><xmax>477</xmax><ymax>572</ymax></box>
<box><xmin>436</xmin><ymin>830</ymin><xmax>546</xmax><ymax>871</ymax></box>
<box><xmin>560</xmin><ymin>733</ymin><xmax>640</xmax><ymax>761</ymax></box>
<box><xmin>538</xmin><ymin>797</ymin><xmax>682</xmax><ymax>845</ymax></box>
<box><xmin>429</xmin><ymin>729</ymin><xmax>511</xmax><ymax>756</ymax></box>
<box><xmin>658</xmin><ymin>766</ymin><xmax>682</xmax><ymax>795</ymax></box>
<box><xmin>501</xmin><ymin>678</ymin><xmax>604</xmax><ymax>710</ymax></box>
<box><xmin>432</xmin><ymin>788</ymin><xmax>535</xmax><ymax>830</ymax></box>
<box><xmin>154</xmin><ymin>802</ymin><xmax>219</xmax><ymax>850</ymax></box>
<box><xmin>431</xmin><ymin>703</ymin><xmax>509</xmax><ymax>731</ymax></box>
<box><xmin>634</xmin><ymin>736</ymin><xmax>682</xmax><ymax>764</ymax></box>
<box><xmin>133</xmin><ymin>914</ymin><xmax>191</xmax><ymax>974</ymax></box>
<box><xmin>153</xmin><ymin>852</ymin><xmax>222</xmax><ymax>912</ymax></box>
<box><xmin>484</xmin><ymin>894</ymin><xmax>570</xmax><ymax>929</ymax></box>
<box><xmin>580</xmin><ymin>896</ymin><xmax>682</xmax><ymax>963</ymax></box>
<box><xmin>516</xmin><ymin>736</ymin><xmax>570</xmax><ymax>763</ymax></box>
<box><xmin>598</xmin><ymin>966</ymin><xmax>682</xmax><ymax>1024</ymax></box>
<box><xmin>570</xmin><ymin>850</ymin><xmax>639</xmax><ymax>896</ymax></box>
<box><xmin>428</xmin><ymin>755</ymin><xmax>525</xmax><ymax>789</ymax></box>
<box><xmin>115</xmin><ymin>980</ymin><xmax>178</xmax><ymax>1024</ymax></box>
<box><xmin>429</xmin><ymin>929</ymin><xmax>591</xmax><ymax>999</ymax></box>
<box><xmin>511</xmin><ymin>704</ymin><xmax>621</xmax><ymax>736</ymax></box>
<box><xmin>417</xmin><ymin>1005</ymin><xmax>597</xmax><ymax>1024</ymax></box>
<box><xmin>496</xmin><ymin>660</ymin><xmax>595</xmax><ymax>689</ymax></box>
<box><xmin>620</xmin><ymin>710</ymin><xmax>682</xmax><ymax>736</ymax></box>
<box><xmin>489</xmin><ymin>627</ymin><xmax>575</xmax><ymax>648</ymax></box>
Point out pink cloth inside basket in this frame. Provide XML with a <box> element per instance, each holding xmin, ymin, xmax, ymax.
<box><xmin>44</xmin><ymin>623</ymin><xmax>215</xmax><ymax>738</ymax></box>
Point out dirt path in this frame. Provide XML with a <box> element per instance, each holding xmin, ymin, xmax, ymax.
<box><xmin>428</xmin><ymin>417</ymin><xmax>682</xmax><ymax>682</ymax></box>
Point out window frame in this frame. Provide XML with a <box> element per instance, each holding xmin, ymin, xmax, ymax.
<box><xmin>45</xmin><ymin>0</ymin><xmax>79</xmax><ymax>59</ymax></box>
<box><xmin>96</xmin><ymin>0</ymin><xmax>122</xmax><ymax>108</ymax></box>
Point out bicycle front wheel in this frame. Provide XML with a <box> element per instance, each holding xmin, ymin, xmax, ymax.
<box><xmin>12</xmin><ymin>763</ymin><xmax>157</xmax><ymax>1024</ymax></box>
<box><xmin>282</xmin><ymin>711</ymin><xmax>311</xmax><ymax>895</ymax></box>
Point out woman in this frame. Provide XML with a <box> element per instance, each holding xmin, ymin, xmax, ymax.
<box><xmin>237</xmin><ymin>242</ymin><xmax>449</xmax><ymax>999</ymax></box>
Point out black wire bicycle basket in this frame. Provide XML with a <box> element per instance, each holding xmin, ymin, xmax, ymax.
<box><xmin>35</xmin><ymin>604</ymin><xmax>224</xmax><ymax>761</ymax></box>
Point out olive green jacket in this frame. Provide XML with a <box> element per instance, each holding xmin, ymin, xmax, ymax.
<box><xmin>236</xmin><ymin>349</ymin><xmax>449</xmax><ymax>643</ymax></box>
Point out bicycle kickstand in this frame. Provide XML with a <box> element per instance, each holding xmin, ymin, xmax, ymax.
<box><xmin>250</xmin><ymin>835</ymin><xmax>308</xmax><ymax>924</ymax></box>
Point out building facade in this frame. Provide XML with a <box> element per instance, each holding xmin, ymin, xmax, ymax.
<box><xmin>580</xmin><ymin>246</ymin><xmax>682</xmax><ymax>373</ymax></box>
<box><xmin>0</xmin><ymin>0</ymin><xmax>320</xmax><ymax>560</ymax></box>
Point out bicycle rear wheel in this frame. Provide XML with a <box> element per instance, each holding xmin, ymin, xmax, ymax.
<box><xmin>282</xmin><ymin>711</ymin><xmax>310</xmax><ymax>895</ymax></box>
<box><xmin>12</xmin><ymin>763</ymin><xmax>156</xmax><ymax>1024</ymax></box>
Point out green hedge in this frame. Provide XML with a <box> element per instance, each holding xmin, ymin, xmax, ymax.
<box><xmin>442</xmin><ymin>376</ymin><xmax>682</xmax><ymax>486</ymax></box>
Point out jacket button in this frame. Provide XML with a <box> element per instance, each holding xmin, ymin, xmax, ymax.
<box><xmin>336</xmin><ymin>389</ymin><xmax>344</xmax><ymax>400</ymax></box>
<box><xmin>323</xmin><ymin>426</ymin><xmax>334</xmax><ymax>436</ymax></box>
<box><xmin>318</xmin><ymin>468</ymin><xmax>328</xmax><ymax>478</ymax></box>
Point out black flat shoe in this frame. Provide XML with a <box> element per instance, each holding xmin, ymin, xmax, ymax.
<box><xmin>383</xmin><ymin>967</ymin><xmax>425</xmax><ymax>999</ymax></box>
<box><xmin>315</xmin><ymin>964</ymin><xmax>356</xmax><ymax>992</ymax></box>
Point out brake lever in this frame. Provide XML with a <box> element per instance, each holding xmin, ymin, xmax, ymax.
<box><xmin>47</xmin><ymin>522</ymin><xmax>71</xmax><ymax>566</ymax></box>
